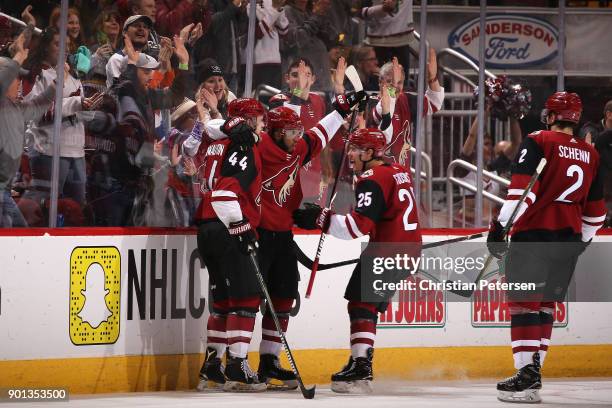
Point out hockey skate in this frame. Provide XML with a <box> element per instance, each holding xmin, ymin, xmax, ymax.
<box><xmin>331</xmin><ymin>349</ymin><xmax>374</xmax><ymax>394</ymax></box>
<box><xmin>196</xmin><ymin>348</ymin><xmax>226</xmax><ymax>391</ymax></box>
<box><xmin>497</xmin><ymin>353</ymin><xmax>542</xmax><ymax>403</ymax></box>
<box><xmin>257</xmin><ymin>354</ymin><xmax>298</xmax><ymax>390</ymax></box>
<box><xmin>223</xmin><ymin>356</ymin><xmax>267</xmax><ymax>392</ymax></box>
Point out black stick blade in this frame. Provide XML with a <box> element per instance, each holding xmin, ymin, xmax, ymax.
<box><xmin>301</xmin><ymin>385</ymin><xmax>316</xmax><ymax>399</ymax></box>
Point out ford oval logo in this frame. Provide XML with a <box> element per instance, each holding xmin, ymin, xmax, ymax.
<box><xmin>448</xmin><ymin>14</ymin><xmax>559</xmax><ymax>68</ymax></box>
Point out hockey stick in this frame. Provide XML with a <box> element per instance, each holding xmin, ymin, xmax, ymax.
<box><xmin>247</xmin><ymin>248</ymin><xmax>315</xmax><ymax>398</ymax></box>
<box><xmin>305</xmin><ymin>109</ymin><xmax>359</xmax><ymax>298</ymax></box>
<box><xmin>294</xmin><ymin>232</ymin><xmax>488</xmax><ymax>271</ymax></box>
<box><xmin>450</xmin><ymin>158</ymin><xmax>547</xmax><ymax>298</ymax></box>
<box><xmin>345</xmin><ymin>65</ymin><xmax>363</xmax><ymax>92</ymax></box>
<box><xmin>304</xmin><ymin>67</ymin><xmax>364</xmax><ymax>298</ymax></box>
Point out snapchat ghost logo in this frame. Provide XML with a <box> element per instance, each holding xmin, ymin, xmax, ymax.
<box><xmin>70</xmin><ymin>247</ymin><xmax>120</xmax><ymax>345</ymax></box>
<box><xmin>77</xmin><ymin>263</ymin><xmax>113</xmax><ymax>328</ymax></box>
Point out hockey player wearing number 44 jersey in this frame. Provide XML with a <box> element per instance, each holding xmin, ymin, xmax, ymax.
<box><xmin>197</xmin><ymin>92</ymin><xmax>365</xmax><ymax>391</ymax></box>
<box><xmin>195</xmin><ymin>98</ymin><xmax>267</xmax><ymax>393</ymax></box>
<box><xmin>293</xmin><ymin>128</ymin><xmax>422</xmax><ymax>394</ymax></box>
<box><xmin>487</xmin><ymin>92</ymin><xmax>606</xmax><ymax>403</ymax></box>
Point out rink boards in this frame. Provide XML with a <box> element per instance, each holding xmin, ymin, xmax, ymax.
<box><xmin>0</xmin><ymin>228</ymin><xmax>611</xmax><ymax>393</ymax></box>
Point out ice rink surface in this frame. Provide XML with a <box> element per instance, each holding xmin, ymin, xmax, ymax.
<box><xmin>4</xmin><ymin>380</ymin><xmax>611</xmax><ymax>408</ymax></box>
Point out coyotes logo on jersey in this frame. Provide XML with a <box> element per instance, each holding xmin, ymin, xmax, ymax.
<box><xmin>383</xmin><ymin>118</ymin><xmax>411</xmax><ymax>166</ymax></box>
<box><xmin>262</xmin><ymin>156</ymin><xmax>300</xmax><ymax>206</ymax></box>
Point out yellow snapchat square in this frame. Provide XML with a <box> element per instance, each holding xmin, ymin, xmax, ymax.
<box><xmin>69</xmin><ymin>247</ymin><xmax>121</xmax><ymax>345</ymax></box>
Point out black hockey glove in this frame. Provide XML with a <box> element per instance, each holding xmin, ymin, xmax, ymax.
<box><xmin>222</xmin><ymin>117</ymin><xmax>258</xmax><ymax>146</ymax></box>
<box><xmin>293</xmin><ymin>203</ymin><xmax>332</xmax><ymax>232</ymax></box>
<box><xmin>333</xmin><ymin>90</ymin><xmax>367</xmax><ymax>118</ymax></box>
<box><xmin>228</xmin><ymin>219</ymin><xmax>258</xmax><ymax>255</ymax></box>
<box><xmin>486</xmin><ymin>220</ymin><xmax>508</xmax><ymax>259</ymax></box>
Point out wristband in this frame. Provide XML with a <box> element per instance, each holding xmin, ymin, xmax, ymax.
<box><xmin>178</xmin><ymin>62</ymin><xmax>189</xmax><ymax>71</ymax></box>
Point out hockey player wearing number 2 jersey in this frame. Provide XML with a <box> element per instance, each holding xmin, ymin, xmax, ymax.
<box><xmin>487</xmin><ymin>92</ymin><xmax>606</xmax><ymax>403</ymax></box>
<box><xmin>293</xmin><ymin>128</ymin><xmax>422</xmax><ymax>394</ymax></box>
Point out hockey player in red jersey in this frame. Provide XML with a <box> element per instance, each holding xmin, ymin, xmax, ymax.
<box><xmin>369</xmin><ymin>51</ymin><xmax>444</xmax><ymax>166</ymax></box>
<box><xmin>293</xmin><ymin>128</ymin><xmax>422</xmax><ymax>394</ymax></box>
<box><xmin>198</xmin><ymin>90</ymin><xmax>366</xmax><ymax>389</ymax></box>
<box><xmin>195</xmin><ymin>98</ymin><xmax>267</xmax><ymax>392</ymax></box>
<box><xmin>487</xmin><ymin>92</ymin><xmax>606</xmax><ymax>403</ymax></box>
<box><xmin>256</xmin><ymin>90</ymin><xmax>365</xmax><ymax>389</ymax></box>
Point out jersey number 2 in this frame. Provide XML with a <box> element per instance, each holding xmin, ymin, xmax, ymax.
<box><xmin>555</xmin><ymin>164</ymin><xmax>583</xmax><ymax>203</ymax></box>
<box><xmin>398</xmin><ymin>188</ymin><xmax>418</xmax><ymax>231</ymax></box>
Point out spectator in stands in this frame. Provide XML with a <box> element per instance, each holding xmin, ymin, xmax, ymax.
<box><xmin>86</xmin><ymin>7</ymin><xmax>122</xmax><ymax>94</ymax></box>
<box><xmin>269</xmin><ymin>58</ymin><xmax>331</xmax><ymax>201</ymax></box>
<box><xmin>96</xmin><ymin>33</ymin><xmax>187</xmax><ymax>226</ymax></box>
<box><xmin>581</xmin><ymin>99</ymin><xmax>612</xmax><ymax>144</ymax></box>
<box><xmin>22</xmin><ymin>27</ymin><xmax>94</xmax><ymax>211</ymax></box>
<box><xmin>453</xmin><ymin>105</ymin><xmax>522</xmax><ymax>226</ymax></box>
<box><xmin>49</xmin><ymin>7</ymin><xmax>86</xmax><ymax>54</ymax></box>
<box><xmin>356</xmin><ymin>0</ymin><xmax>416</xmax><ymax>81</ymax></box>
<box><xmin>327</xmin><ymin>0</ymin><xmax>356</xmax><ymax>46</ymax></box>
<box><xmin>591</xmin><ymin>100</ymin><xmax>612</xmax><ymax>226</ymax></box>
<box><xmin>461</xmin><ymin>106</ymin><xmax>521</xmax><ymax>179</ymax></box>
<box><xmin>197</xmin><ymin>58</ymin><xmax>236</xmax><ymax>119</ymax></box>
<box><xmin>239</xmin><ymin>0</ymin><xmax>288</xmax><ymax>91</ymax></box>
<box><xmin>349</xmin><ymin>45</ymin><xmax>379</xmax><ymax>92</ymax></box>
<box><xmin>105</xmin><ymin>14</ymin><xmax>154</xmax><ymax>88</ymax></box>
<box><xmin>127</xmin><ymin>0</ymin><xmax>164</xmax><ymax>59</ymax></box>
<box><xmin>0</xmin><ymin>32</ymin><xmax>56</xmax><ymax>227</ymax></box>
<box><xmin>165</xmin><ymin>98</ymin><xmax>199</xmax><ymax>226</ymax></box>
<box><xmin>156</xmin><ymin>0</ymin><xmax>212</xmax><ymax>37</ymax></box>
<box><xmin>281</xmin><ymin>0</ymin><xmax>336</xmax><ymax>93</ymax></box>
<box><xmin>193</xmin><ymin>0</ymin><xmax>247</xmax><ymax>93</ymax></box>
<box><xmin>368</xmin><ymin>52</ymin><xmax>443</xmax><ymax>167</ymax></box>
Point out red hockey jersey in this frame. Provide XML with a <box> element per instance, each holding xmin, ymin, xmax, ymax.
<box><xmin>269</xmin><ymin>92</ymin><xmax>328</xmax><ymax>200</ymax></box>
<box><xmin>327</xmin><ymin>163</ymin><xmax>422</xmax><ymax>244</ymax></box>
<box><xmin>369</xmin><ymin>89</ymin><xmax>443</xmax><ymax>167</ymax></box>
<box><xmin>259</xmin><ymin>111</ymin><xmax>344</xmax><ymax>231</ymax></box>
<box><xmin>500</xmin><ymin>130</ymin><xmax>606</xmax><ymax>240</ymax></box>
<box><xmin>196</xmin><ymin>140</ymin><xmax>262</xmax><ymax>228</ymax></box>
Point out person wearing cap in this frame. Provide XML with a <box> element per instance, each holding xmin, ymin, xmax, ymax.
<box><xmin>165</xmin><ymin>98</ymin><xmax>200</xmax><ymax>226</ymax></box>
<box><xmin>105</xmin><ymin>14</ymin><xmax>155</xmax><ymax>88</ymax></box>
<box><xmin>127</xmin><ymin>0</ymin><xmax>163</xmax><ymax>57</ymax></box>
<box><xmin>95</xmin><ymin>33</ymin><xmax>189</xmax><ymax>226</ymax></box>
<box><xmin>0</xmin><ymin>32</ymin><xmax>58</xmax><ymax>227</ymax></box>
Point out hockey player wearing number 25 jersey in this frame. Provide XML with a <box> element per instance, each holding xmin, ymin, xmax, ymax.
<box><xmin>487</xmin><ymin>92</ymin><xmax>606</xmax><ymax>403</ymax></box>
<box><xmin>293</xmin><ymin>128</ymin><xmax>422</xmax><ymax>394</ymax></box>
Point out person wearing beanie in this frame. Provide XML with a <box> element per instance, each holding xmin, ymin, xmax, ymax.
<box><xmin>196</xmin><ymin>58</ymin><xmax>236</xmax><ymax>120</ymax></box>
